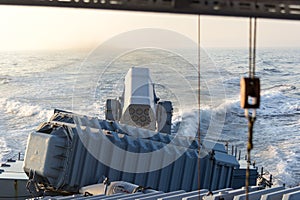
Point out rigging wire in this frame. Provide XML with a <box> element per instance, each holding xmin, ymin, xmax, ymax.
<box><xmin>253</xmin><ymin>17</ymin><xmax>257</xmax><ymax>77</ymax></box>
<box><xmin>248</xmin><ymin>17</ymin><xmax>257</xmax><ymax>78</ymax></box>
<box><xmin>197</xmin><ymin>14</ymin><xmax>201</xmax><ymax>198</ymax></box>
<box><xmin>249</xmin><ymin>18</ymin><xmax>252</xmax><ymax>77</ymax></box>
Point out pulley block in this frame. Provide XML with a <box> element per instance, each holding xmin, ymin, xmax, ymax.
<box><xmin>240</xmin><ymin>77</ymin><xmax>260</xmax><ymax>109</ymax></box>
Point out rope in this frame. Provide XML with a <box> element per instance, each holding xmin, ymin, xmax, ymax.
<box><xmin>245</xmin><ymin>116</ymin><xmax>255</xmax><ymax>200</ymax></box>
<box><xmin>245</xmin><ymin>16</ymin><xmax>258</xmax><ymax>200</ymax></box>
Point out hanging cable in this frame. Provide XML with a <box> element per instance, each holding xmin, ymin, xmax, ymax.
<box><xmin>249</xmin><ymin>18</ymin><xmax>252</xmax><ymax>77</ymax></box>
<box><xmin>197</xmin><ymin>14</ymin><xmax>201</xmax><ymax>198</ymax></box>
<box><xmin>253</xmin><ymin>17</ymin><xmax>257</xmax><ymax>77</ymax></box>
<box><xmin>241</xmin><ymin>16</ymin><xmax>260</xmax><ymax>200</ymax></box>
<box><xmin>248</xmin><ymin>17</ymin><xmax>257</xmax><ymax>78</ymax></box>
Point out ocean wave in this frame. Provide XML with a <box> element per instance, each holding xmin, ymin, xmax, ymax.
<box><xmin>263</xmin><ymin>68</ymin><xmax>282</xmax><ymax>73</ymax></box>
<box><xmin>264</xmin><ymin>84</ymin><xmax>297</xmax><ymax>93</ymax></box>
<box><xmin>0</xmin><ymin>77</ymin><xmax>11</xmax><ymax>85</ymax></box>
<box><xmin>273</xmin><ymin>161</ymin><xmax>299</xmax><ymax>187</ymax></box>
<box><xmin>171</xmin><ymin>107</ymin><xmax>220</xmax><ymax>136</ymax></box>
<box><xmin>0</xmin><ymin>98</ymin><xmax>53</xmax><ymax>161</ymax></box>
<box><xmin>0</xmin><ymin>138</ymin><xmax>10</xmax><ymax>162</ymax></box>
<box><xmin>259</xmin><ymin>90</ymin><xmax>300</xmax><ymax>117</ymax></box>
<box><xmin>255</xmin><ymin>145</ymin><xmax>300</xmax><ymax>187</ymax></box>
<box><xmin>211</xmin><ymin>84</ymin><xmax>300</xmax><ymax>118</ymax></box>
<box><xmin>0</xmin><ymin>97</ymin><xmax>53</xmax><ymax>119</ymax></box>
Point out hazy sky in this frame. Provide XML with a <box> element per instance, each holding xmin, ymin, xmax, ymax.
<box><xmin>0</xmin><ymin>5</ymin><xmax>300</xmax><ymax>51</ymax></box>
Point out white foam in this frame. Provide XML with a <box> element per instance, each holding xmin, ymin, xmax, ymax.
<box><xmin>259</xmin><ymin>93</ymin><xmax>299</xmax><ymax>116</ymax></box>
<box><xmin>0</xmin><ymin>137</ymin><xmax>10</xmax><ymax>162</ymax></box>
<box><xmin>0</xmin><ymin>78</ymin><xmax>10</xmax><ymax>85</ymax></box>
<box><xmin>255</xmin><ymin>145</ymin><xmax>278</xmax><ymax>159</ymax></box>
<box><xmin>273</xmin><ymin>161</ymin><xmax>299</xmax><ymax>187</ymax></box>
<box><xmin>254</xmin><ymin>144</ymin><xmax>300</xmax><ymax>187</ymax></box>
<box><xmin>209</xmin><ymin>84</ymin><xmax>300</xmax><ymax>118</ymax></box>
<box><xmin>0</xmin><ymin>97</ymin><xmax>53</xmax><ymax>120</ymax></box>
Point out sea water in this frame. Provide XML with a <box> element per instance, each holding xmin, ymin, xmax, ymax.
<box><xmin>0</xmin><ymin>48</ymin><xmax>299</xmax><ymax>186</ymax></box>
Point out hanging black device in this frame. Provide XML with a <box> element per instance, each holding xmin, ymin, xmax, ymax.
<box><xmin>240</xmin><ymin>77</ymin><xmax>260</xmax><ymax>109</ymax></box>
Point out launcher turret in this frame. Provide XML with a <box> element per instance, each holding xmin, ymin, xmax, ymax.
<box><xmin>105</xmin><ymin>67</ymin><xmax>173</xmax><ymax>134</ymax></box>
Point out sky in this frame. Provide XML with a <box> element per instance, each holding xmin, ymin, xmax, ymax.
<box><xmin>0</xmin><ymin>5</ymin><xmax>300</xmax><ymax>51</ymax></box>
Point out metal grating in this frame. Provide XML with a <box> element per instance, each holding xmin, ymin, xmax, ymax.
<box><xmin>35</xmin><ymin>186</ymin><xmax>300</xmax><ymax>200</ymax></box>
